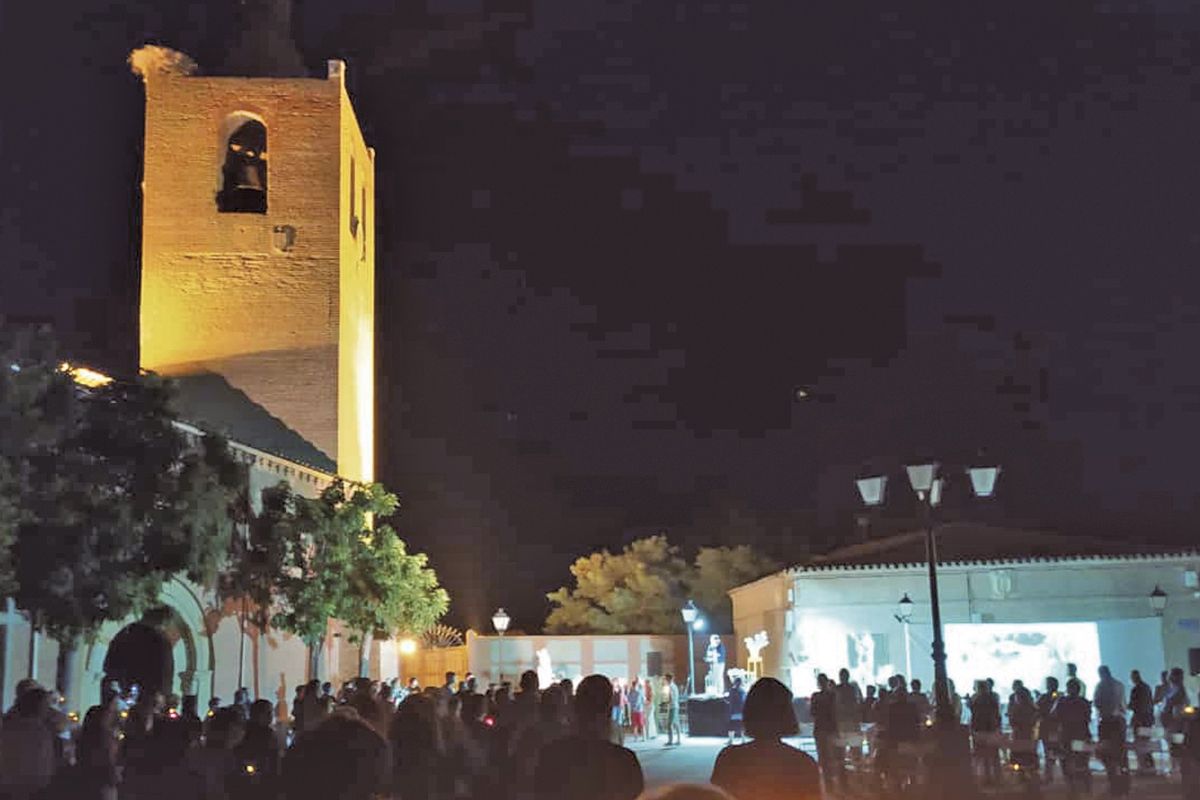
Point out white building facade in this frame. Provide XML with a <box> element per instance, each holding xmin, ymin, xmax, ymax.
<box><xmin>732</xmin><ymin>534</ymin><xmax>1200</xmax><ymax>703</ymax></box>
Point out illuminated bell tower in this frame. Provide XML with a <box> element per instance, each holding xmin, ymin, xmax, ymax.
<box><xmin>133</xmin><ymin>38</ymin><xmax>375</xmax><ymax>482</ymax></box>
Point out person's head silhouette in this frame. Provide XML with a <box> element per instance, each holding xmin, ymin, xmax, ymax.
<box><xmin>743</xmin><ymin>678</ymin><xmax>798</xmax><ymax>741</ymax></box>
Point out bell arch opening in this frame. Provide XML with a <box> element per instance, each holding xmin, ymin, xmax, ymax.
<box><xmin>217</xmin><ymin>112</ymin><xmax>268</xmax><ymax>213</ymax></box>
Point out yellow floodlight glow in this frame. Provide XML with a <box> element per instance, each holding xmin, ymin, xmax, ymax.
<box><xmin>60</xmin><ymin>362</ymin><xmax>113</xmax><ymax>388</ymax></box>
<box><xmin>399</xmin><ymin>638</ymin><xmax>418</xmax><ymax>655</ymax></box>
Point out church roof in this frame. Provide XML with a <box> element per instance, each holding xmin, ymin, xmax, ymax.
<box><xmin>168</xmin><ymin>372</ymin><xmax>336</xmax><ymax>473</ymax></box>
<box><xmin>791</xmin><ymin>523</ymin><xmax>1196</xmax><ymax>573</ymax></box>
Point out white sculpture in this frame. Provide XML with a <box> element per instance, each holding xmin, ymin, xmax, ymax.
<box><xmin>704</xmin><ymin>634</ymin><xmax>727</xmax><ymax>696</ymax></box>
<box><xmin>744</xmin><ymin>630</ymin><xmax>769</xmax><ymax>683</ymax></box>
<box><xmin>535</xmin><ymin>647</ymin><xmax>554</xmax><ymax>689</ymax></box>
<box><xmin>744</xmin><ymin>631</ymin><xmax>769</xmax><ymax>662</ymax></box>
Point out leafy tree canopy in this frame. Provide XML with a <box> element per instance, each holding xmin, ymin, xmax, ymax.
<box><xmin>268</xmin><ymin>480</ymin><xmax>448</xmax><ymax>648</ymax></box>
<box><xmin>544</xmin><ymin>535</ymin><xmax>780</xmax><ymax>635</ymax></box>
<box><xmin>1</xmin><ymin>323</ymin><xmax>245</xmax><ymax>645</ymax></box>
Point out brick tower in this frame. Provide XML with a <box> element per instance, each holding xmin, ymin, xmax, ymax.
<box><xmin>132</xmin><ymin>35</ymin><xmax>375</xmax><ymax>482</ymax></box>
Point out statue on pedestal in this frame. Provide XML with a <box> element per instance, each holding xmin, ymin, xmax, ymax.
<box><xmin>744</xmin><ymin>630</ymin><xmax>769</xmax><ymax>683</ymax></box>
<box><xmin>704</xmin><ymin>634</ymin><xmax>726</xmax><ymax>696</ymax></box>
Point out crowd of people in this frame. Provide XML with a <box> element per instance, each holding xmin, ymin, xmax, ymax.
<box><xmin>806</xmin><ymin>661</ymin><xmax>1200</xmax><ymax>796</ymax></box>
<box><xmin>0</xmin><ymin>670</ymin><xmax>820</xmax><ymax>800</ymax></box>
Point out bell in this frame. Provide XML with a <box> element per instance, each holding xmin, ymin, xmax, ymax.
<box><xmin>235</xmin><ymin>162</ymin><xmax>264</xmax><ymax>192</ymax></box>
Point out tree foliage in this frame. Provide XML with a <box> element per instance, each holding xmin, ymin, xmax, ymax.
<box><xmin>267</xmin><ymin>480</ymin><xmax>448</xmax><ymax>650</ymax></box>
<box><xmin>544</xmin><ymin>535</ymin><xmax>780</xmax><ymax>634</ymax></box>
<box><xmin>0</xmin><ymin>325</ymin><xmax>245</xmax><ymax>645</ymax></box>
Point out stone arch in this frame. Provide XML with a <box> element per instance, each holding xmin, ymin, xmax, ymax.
<box><xmin>82</xmin><ymin>576</ymin><xmax>214</xmax><ymax>710</ymax></box>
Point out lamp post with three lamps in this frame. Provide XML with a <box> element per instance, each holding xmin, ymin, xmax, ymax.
<box><xmin>855</xmin><ymin>459</ymin><xmax>1000</xmax><ymax>790</ymax></box>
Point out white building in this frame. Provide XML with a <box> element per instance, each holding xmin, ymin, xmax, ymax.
<box><xmin>730</xmin><ymin>524</ymin><xmax>1200</xmax><ymax>702</ymax></box>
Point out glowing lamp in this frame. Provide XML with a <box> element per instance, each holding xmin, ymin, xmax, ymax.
<box><xmin>896</xmin><ymin>593</ymin><xmax>914</xmax><ymax>624</ymax></box>
<box><xmin>692</xmin><ymin>618</ymin><xmax>706</xmax><ymax>631</ymax></box>
<box><xmin>905</xmin><ymin>463</ymin><xmax>939</xmax><ymax>495</ymax></box>
<box><xmin>967</xmin><ymin>465</ymin><xmax>1001</xmax><ymax>498</ymax></box>
<box><xmin>1150</xmin><ymin>586</ymin><xmax>1168</xmax><ymax>616</ymax></box>
<box><xmin>399</xmin><ymin>638</ymin><xmax>418</xmax><ymax>655</ymax></box>
<box><xmin>680</xmin><ymin>600</ymin><xmax>699</xmax><ymax>625</ymax></box>
<box><xmin>207</xmin><ymin>710</ymin><xmax>215</xmax><ymax>719</ymax></box>
<box><xmin>244</xmin><ymin>764</ymin><xmax>257</xmax><ymax>775</ymax></box>
<box><xmin>855</xmin><ymin>475</ymin><xmax>887</xmax><ymax>507</ymax></box>
<box><xmin>119</xmin><ymin>710</ymin><xmax>129</xmax><ymax>720</ymax></box>
<box><xmin>491</xmin><ymin>608</ymin><xmax>511</xmax><ymax>635</ymax></box>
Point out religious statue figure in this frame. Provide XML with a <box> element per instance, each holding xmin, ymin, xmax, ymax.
<box><xmin>704</xmin><ymin>634</ymin><xmax>727</xmax><ymax>696</ymax></box>
<box><xmin>535</xmin><ymin>648</ymin><xmax>554</xmax><ymax>689</ymax></box>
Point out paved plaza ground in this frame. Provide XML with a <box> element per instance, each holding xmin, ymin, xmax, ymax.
<box><xmin>627</xmin><ymin>735</ymin><xmax>1187</xmax><ymax>798</ymax></box>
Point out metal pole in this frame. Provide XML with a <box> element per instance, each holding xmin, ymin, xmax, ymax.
<box><xmin>924</xmin><ymin>499</ymin><xmax>953</xmax><ymax>728</ymax></box>
<box><xmin>691</xmin><ymin>628</ymin><xmax>700</xmax><ymax>695</ymax></box>
<box><xmin>903</xmin><ymin>619</ymin><xmax>912</xmax><ymax>681</ymax></box>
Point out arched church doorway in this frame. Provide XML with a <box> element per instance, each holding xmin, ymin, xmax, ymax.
<box><xmin>103</xmin><ymin>621</ymin><xmax>173</xmax><ymax>696</ymax></box>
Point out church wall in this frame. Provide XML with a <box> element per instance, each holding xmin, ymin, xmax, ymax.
<box><xmin>139</xmin><ymin>66</ymin><xmax>346</xmax><ymax>461</ymax></box>
<box><xmin>336</xmin><ymin>81</ymin><xmax>376</xmax><ymax>484</ymax></box>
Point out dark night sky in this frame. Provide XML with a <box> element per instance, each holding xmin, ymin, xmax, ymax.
<box><xmin>3</xmin><ymin>1</ymin><xmax>1200</xmax><ymax>630</ymax></box>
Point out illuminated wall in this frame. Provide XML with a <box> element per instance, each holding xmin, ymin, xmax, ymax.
<box><xmin>731</xmin><ymin>556</ymin><xmax>1200</xmax><ymax>702</ymax></box>
<box><xmin>137</xmin><ymin>55</ymin><xmax>374</xmax><ymax>481</ymax></box>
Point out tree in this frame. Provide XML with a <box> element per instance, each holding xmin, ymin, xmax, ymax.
<box><xmin>268</xmin><ymin>480</ymin><xmax>448</xmax><ymax>677</ymax></box>
<box><xmin>544</xmin><ymin>535</ymin><xmax>689</xmax><ymax>634</ymax></box>
<box><xmin>689</xmin><ymin>545</ymin><xmax>782</xmax><ymax>633</ymax></box>
<box><xmin>1</xmin><ymin>323</ymin><xmax>246</xmax><ymax>694</ymax></box>
<box><xmin>341</xmin><ymin>517</ymin><xmax>449</xmax><ymax>676</ymax></box>
<box><xmin>544</xmin><ymin>535</ymin><xmax>781</xmax><ymax>634</ymax></box>
<box><xmin>14</xmin><ymin>373</ymin><xmax>245</xmax><ymax>646</ymax></box>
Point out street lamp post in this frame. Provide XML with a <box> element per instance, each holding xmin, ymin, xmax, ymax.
<box><xmin>895</xmin><ymin>593</ymin><xmax>914</xmax><ymax>681</ymax></box>
<box><xmin>681</xmin><ymin>600</ymin><xmax>699</xmax><ymax>697</ymax></box>
<box><xmin>492</xmin><ymin>608</ymin><xmax>510</xmax><ymax>683</ymax></box>
<box><xmin>857</xmin><ymin>459</ymin><xmax>1000</xmax><ymax>793</ymax></box>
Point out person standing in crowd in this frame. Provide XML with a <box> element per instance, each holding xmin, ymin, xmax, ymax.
<box><xmin>643</xmin><ymin>678</ymin><xmax>658</xmax><ymax>740</ymax></box>
<box><xmin>1094</xmin><ymin>665</ymin><xmax>1129</xmax><ymax>795</ymax></box>
<box><xmin>1155</xmin><ymin>670</ymin><xmax>1170</xmax><ymax>707</ymax></box>
<box><xmin>862</xmin><ymin>684</ymin><xmax>878</xmax><ymax>725</ymax></box>
<box><xmin>1163</xmin><ymin>667</ymin><xmax>1193</xmax><ymax>776</ymax></box>
<box><xmin>663</xmin><ymin>674</ymin><xmax>682</xmax><ymax>746</ymax></box>
<box><xmin>711</xmin><ymin>677</ymin><xmax>821</xmax><ymax>800</ymax></box>
<box><xmin>1037</xmin><ymin>676</ymin><xmax>1062</xmax><ymax>781</ymax></box>
<box><xmin>833</xmin><ymin>668</ymin><xmax>863</xmax><ymax>768</ymax></box>
<box><xmin>1129</xmin><ymin>669</ymin><xmax>1156</xmax><ymax>776</ymax></box>
<box><xmin>1053</xmin><ymin>677</ymin><xmax>1093</xmax><ymax>796</ymax></box>
<box><xmin>283</xmin><ymin>715</ymin><xmax>393</xmax><ymax>800</ymax></box>
<box><xmin>810</xmin><ymin>674</ymin><xmax>841</xmax><ymax>792</ymax></box>
<box><xmin>969</xmin><ymin>679</ymin><xmax>1002</xmax><ymax>785</ymax></box>
<box><xmin>1066</xmin><ymin>663</ymin><xmax>1087</xmax><ymax>699</ymax></box>
<box><xmin>909</xmin><ymin>679</ymin><xmax>931</xmax><ymax>725</ymax></box>
<box><xmin>1007</xmin><ymin>679</ymin><xmax>1038</xmax><ymax>772</ymax></box>
<box><xmin>628</xmin><ymin>675</ymin><xmax>647</xmax><ymax>742</ymax></box>
<box><xmin>725</xmin><ymin>676</ymin><xmax>746</xmax><ymax>745</ymax></box>
<box><xmin>0</xmin><ymin>686</ymin><xmax>57</xmax><ymax>800</ymax></box>
<box><xmin>533</xmin><ymin>674</ymin><xmax>644</xmax><ymax>800</ymax></box>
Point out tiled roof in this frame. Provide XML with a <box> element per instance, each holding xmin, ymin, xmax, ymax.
<box><xmin>168</xmin><ymin>372</ymin><xmax>336</xmax><ymax>473</ymax></box>
<box><xmin>790</xmin><ymin>523</ymin><xmax>1197</xmax><ymax>573</ymax></box>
